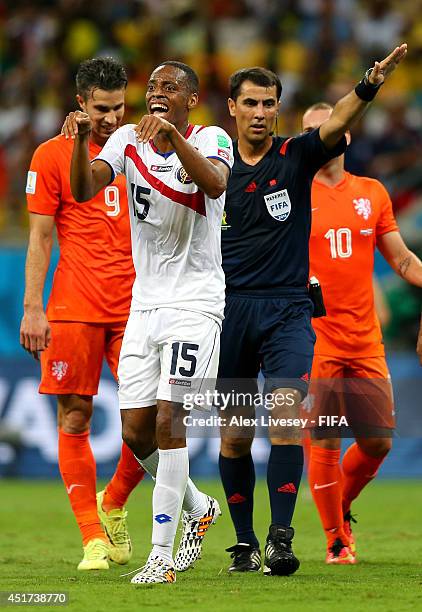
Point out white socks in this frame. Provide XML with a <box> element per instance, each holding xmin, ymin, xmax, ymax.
<box><xmin>151</xmin><ymin>447</ymin><xmax>188</xmax><ymax>564</ymax></box>
<box><xmin>138</xmin><ymin>448</ymin><xmax>208</xmax><ymax>519</ymax></box>
<box><xmin>182</xmin><ymin>475</ymin><xmax>208</xmax><ymax>519</ymax></box>
<box><xmin>137</xmin><ymin>448</ymin><xmax>159</xmax><ymax>476</ymax></box>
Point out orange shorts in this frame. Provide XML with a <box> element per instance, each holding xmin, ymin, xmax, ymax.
<box><xmin>302</xmin><ymin>354</ymin><xmax>395</xmax><ymax>435</ymax></box>
<box><xmin>40</xmin><ymin>321</ymin><xmax>126</xmax><ymax>396</ymax></box>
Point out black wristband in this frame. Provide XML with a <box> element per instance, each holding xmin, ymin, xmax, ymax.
<box><xmin>354</xmin><ymin>68</ymin><xmax>382</xmax><ymax>102</ymax></box>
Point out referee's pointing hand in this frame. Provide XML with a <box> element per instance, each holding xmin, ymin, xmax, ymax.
<box><xmin>367</xmin><ymin>43</ymin><xmax>408</xmax><ymax>86</ymax></box>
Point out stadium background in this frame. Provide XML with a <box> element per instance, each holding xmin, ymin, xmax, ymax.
<box><xmin>0</xmin><ymin>0</ymin><xmax>421</xmax><ymax>479</ymax></box>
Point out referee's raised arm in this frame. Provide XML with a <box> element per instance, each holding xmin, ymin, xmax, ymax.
<box><xmin>319</xmin><ymin>43</ymin><xmax>407</xmax><ymax>149</ymax></box>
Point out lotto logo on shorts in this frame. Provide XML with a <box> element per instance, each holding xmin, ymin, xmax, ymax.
<box><xmin>150</xmin><ymin>164</ymin><xmax>172</xmax><ymax>172</ymax></box>
<box><xmin>169</xmin><ymin>378</ymin><xmax>191</xmax><ymax>387</ymax></box>
<box><xmin>51</xmin><ymin>361</ymin><xmax>68</xmax><ymax>381</ymax></box>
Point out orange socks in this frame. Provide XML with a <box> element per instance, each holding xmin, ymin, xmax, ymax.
<box><xmin>309</xmin><ymin>442</ymin><xmax>389</xmax><ymax>548</ymax></box>
<box><xmin>308</xmin><ymin>446</ymin><xmax>348</xmax><ymax>547</ymax></box>
<box><xmin>341</xmin><ymin>442</ymin><xmax>386</xmax><ymax>515</ymax></box>
<box><xmin>102</xmin><ymin>442</ymin><xmax>145</xmax><ymax>511</ymax></box>
<box><xmin>59</xmin><ymin>433</ymin><xmax>144</xmax><ymax>544</ymax></box>
<box><xmin>58</xmin><ymin>428</ymin><xmax>105</xmax><ymax>545</ymax></box>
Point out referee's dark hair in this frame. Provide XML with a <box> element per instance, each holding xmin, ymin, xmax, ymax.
<box><xmin>156</xmin><ymin>61</ymin><xmax>199</xmax><ymax>94</ymax></box>
<box><xmin>76</xmin><ymin>57</ymin><xmax>128</xmax><ymax>100</ymax></box>
<box><xmin>229</xmin><ymin>67</ymin><xmax>282</xmax><ymax>101</ymax></box>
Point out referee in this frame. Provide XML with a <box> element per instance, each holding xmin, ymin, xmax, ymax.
<box><xmin>218</xmin><ymin>45</ymin><xmax>407</xmax><ymax>576</ymax></box>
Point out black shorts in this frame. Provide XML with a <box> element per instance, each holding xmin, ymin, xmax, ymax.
<box><xmin>217</xmin><ymin>288</ymin><xmax>315</xmax><ymax>399</ymax></box>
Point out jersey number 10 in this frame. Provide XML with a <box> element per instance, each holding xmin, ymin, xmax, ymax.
<box><xmin>324</xmin><ymin>228</ymin><xmax>352</xmax><ymax>259</ymax></box>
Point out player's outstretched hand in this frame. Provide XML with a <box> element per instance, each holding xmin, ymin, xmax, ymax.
<box><xmin>417</xmin><ymin>316</ymin><xmax>422</xmax><ymax>366</ymax></box>
<box><xmin>367</xmin><ymin>43</ymin><xmax>407</xmax><ymax>86</ymax></box>
<box><xmin>134</xmin><ymin>115</ymin><xmax>175</xmax><ymax>143</ymax></box>
<box><xmin>61</xmin><ymin>111</ymin><xmax>92</xmax><ymax>139</ymax></box>
<box><xmin>20</xmin><ymin>308</ymin><xmax>51</xmax><ymax>361</ymax></box>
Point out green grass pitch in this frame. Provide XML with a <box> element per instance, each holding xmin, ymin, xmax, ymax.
<box><xmin>1</xmin><ymin>478</ymin><xmax>421</xmax><ymax>611</ymax></box>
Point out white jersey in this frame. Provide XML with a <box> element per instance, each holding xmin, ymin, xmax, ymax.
<box><xmin>96</xmin><ymin>123</ymin><xmax>233</xmax><ymax>321</ymax></box>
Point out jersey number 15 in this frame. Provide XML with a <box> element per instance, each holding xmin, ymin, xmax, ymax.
<box><xmin>131</xmin><ymin>183</ymin><xmax>151</xmax><ymax>221</ymax></box>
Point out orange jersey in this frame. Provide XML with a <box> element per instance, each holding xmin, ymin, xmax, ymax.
<box><xmin>309</xmin><ymin>171</ymin><xmax>398</xmax><ymax>358</ymax></box>
<box><xmin>26</xmin><ymin>134</ymin><xmax>134</xmax><ymax>323</ymax></box>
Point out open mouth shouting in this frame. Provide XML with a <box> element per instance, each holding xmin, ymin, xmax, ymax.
<box><xmin>149</xmin><ymin>101</ymin><xmax>170</xmax><ymax>116</ymax></box>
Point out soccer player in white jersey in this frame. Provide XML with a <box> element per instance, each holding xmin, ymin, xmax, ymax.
<box><xmin>63</xmin><ymin>61</ymin><xmax>233</xmax><ymax>583</ymax></box>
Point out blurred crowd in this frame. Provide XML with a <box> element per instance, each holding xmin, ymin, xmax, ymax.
<box><xmin>0</xmin><ymin>0</ymin><xmax>421</xmax><ymax>345</ymax></box>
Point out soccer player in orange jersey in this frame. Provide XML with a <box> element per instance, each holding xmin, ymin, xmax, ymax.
<box><xmin>20</xmin><ymin>58</ymin><xmax>145</xmax><ymax>570</ymax></box>
<box><xmin>303</xmin><ymin>102</ymin><xmax>422</xmax><ymax>564</ymax></box>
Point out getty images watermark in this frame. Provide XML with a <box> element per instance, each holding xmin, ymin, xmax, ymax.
<box><xmin>183</xmin><ymin>413</ymin><xmax>347</xmax><ymax>429</ymax></box>
<box><xmin>181</xmin><ymin>390</ymin><xmax>347</xmax><ymax>429</ymax></box>
<box><xmin>169</xmin><ymin>377</ymin><xmax>401</xmax><ymax>438</ymax></box>
<box><xmin>182</xmin><ymin>389</ymin><xmax>297</xmax><ymax>411</ymax></box>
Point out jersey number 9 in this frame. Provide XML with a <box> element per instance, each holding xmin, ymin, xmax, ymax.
<box><xmin>105</xmin><ymin>186</ymin><xmax>120</xmax><ymax>217</ymax></box>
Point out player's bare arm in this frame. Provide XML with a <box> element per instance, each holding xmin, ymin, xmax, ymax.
<box><xmin>62</xmin><ymin>111</ymin><xmax>112</xmax><ymax>201</ymax></box>
<box><xmin>319</xmin><ymin>44</ymin><xmax>407</xmax><ymax>149</ymax></box>
<box><xmin>377</xmin><ymin>231</ymin><xmax>422</xmax><ymax>286</ymax></box>
<box><xmin>134</xmin><ymin>115</ymin><xmax>229</xmax><ymax>199</ymax></box>
<box><xmin>417</xmin><ymin>314</ymin><xmax>422</xmax><ymax>366</ymax></box>
<box><xmin>373</xmin><ymin>277</ymin><xmax>391</xmax><ymax>328</ymax></box>
<box><xmin>20</xmin><ymin>213</ymin><xmax>54</xmax><ymax>359</ymax></box>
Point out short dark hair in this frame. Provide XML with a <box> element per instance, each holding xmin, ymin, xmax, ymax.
<box><xmin>304</xmin><ymin>102</ymin><xmax>333</xmax><ymax>114</ymax></box>
<box><xmin>229</xmin><ymin>67</ymin><xmax>282</xmax><ymax>101</ymax></box>
<box><xmin>76</xmin><ymin>57</ymin><xmax>128</xmax><ymax>100</ymax></box>
<box><xmin>155</xmin><ymin>61</ymin><xmax>199</xmax><ymax>94</ymax></box>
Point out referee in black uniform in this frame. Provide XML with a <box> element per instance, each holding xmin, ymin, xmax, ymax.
<box><xmin>217</xmin><ymin>45</ymin><xmax>407</xmax><ymax>576</ymax></box>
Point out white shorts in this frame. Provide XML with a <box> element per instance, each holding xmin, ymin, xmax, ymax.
<box><xmin>118</xmin><ymin>308</ymin><xmax>221</xmax><ymax>409</ymax></box>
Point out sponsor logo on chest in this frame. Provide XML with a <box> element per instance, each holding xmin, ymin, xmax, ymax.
<box><xmin>264</xmin><ymin>189</ymin><xmax>292</xmax><ymax>222</ymax></box>
<box><xmin>150</xmin><ymin>164</ymin><xmax>173</xmax><ymax>172</ymax></box>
